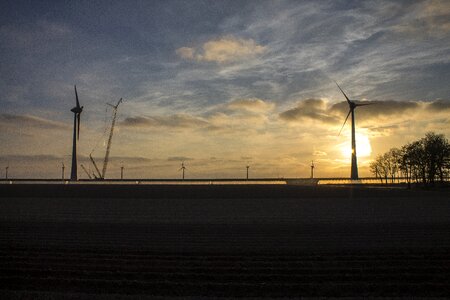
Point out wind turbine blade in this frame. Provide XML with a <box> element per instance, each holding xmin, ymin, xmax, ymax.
<box><xmin>338</xmin><ymin>109</ymin><xmax>351</xmax><ymax>136</ymax></box>
<box><xmin>77</xmin><ymin>113</ymin><xmax>81</xmax><ymax>140</ymax></box>
<box><xmin>74</xmin><ymin>85</ymin><xmax>80</xmax><ymax>108</ymax></box>
<box><xmin>334</xmin><ymin>81</ymin><xmax>351</xmax><ymax>103</ymax></box>
<box><xmin>355</xmin><ymin>102</ymin><xmax>374</xmax><ymax>107</ymax></box>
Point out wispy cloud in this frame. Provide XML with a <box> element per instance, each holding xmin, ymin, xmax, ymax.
<box><xmin>0</xmin><ymin>20</ymin><xmax>71</xmax><ymax>50</ymax></box>
<box><xmin>224</xmin><ymin>98</ymin><xmax>275</xmax><ymax>113</ymax></box>
<box><xmin>121</xmin><ymin>114</ymin><xmax>209</xmax><ymax>129</ymax></box>
<box><xmin>0</xmin><ymin>114</ymin><xmax>69</xmax><ymax>130</ymax></box>
<box><xmin>393</xmin><ymin>0</ymin><xmax>450</xmax><ymax>37</ymax></box>
<box><xmin>167</xmin><ymin>156</ymin><xmax>194</xmax><ymax>162</ymax></box>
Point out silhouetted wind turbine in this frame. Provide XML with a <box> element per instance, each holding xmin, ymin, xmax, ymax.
<box><xmin>70</xmin><ymin>85</ymin><xmax>83</xmax><ymax>181</ymax></box>
<box><xmin>310</xmin><ymin>160</ymin><xmax>314</xmax><ymax>179</ymax></box>
<box><xmin>335</xmin><ymin>82</ymin><xmax>373</xmax><ymax>180</ymax></box>
<box><xmin>246</xmin><ymin>164</ymin><xmax>250</xmax><ymax>180</ymax></box>
<box><xmin>179</xmin><ymin>162</ymin><xmax>186</xmax><ymax>180</ymax></box>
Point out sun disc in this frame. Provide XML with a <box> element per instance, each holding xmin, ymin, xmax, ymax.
<box><xmin>340</xmin><ymin>133</ymin><xmax>372</xmax><ymax>158</ymax></box>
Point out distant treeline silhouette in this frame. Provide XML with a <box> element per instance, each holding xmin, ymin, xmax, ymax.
<box><xmin>370</xmin><ymin>132</ymin><xmax>450</xmax><ymax>186</ymax></box>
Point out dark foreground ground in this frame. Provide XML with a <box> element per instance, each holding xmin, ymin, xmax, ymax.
<box><xmin>1</xmin><ymin>184</ymin><xmax>449</xmax><ymax>299</ymax></box>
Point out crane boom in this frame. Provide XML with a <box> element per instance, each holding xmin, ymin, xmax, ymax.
<box><xmin>80</xmin><ymin>164</ymin><xmax>92</xmax><ymax>179</ymax></box>
<box><xmin>101</xmin><ymin>98</ymin><xmax>122</xmax><ymax>178</ymax></box>
<box><xmin>90</xmin><ymin>154</ymin><xmax>102</xmax><ymax>179</ymax></box>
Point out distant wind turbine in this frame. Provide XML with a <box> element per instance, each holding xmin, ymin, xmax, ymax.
<box><xmin>335</xmin><ymin>82</ymin><xmax>373</xmax><ymax>180</ymax></box>
<box><xmin>179</xmin><ymin>162</ymin><xmax>186</xmax><ymax>180</ymax></box>
<box><xmin>70</xmin><ymin>85</ymin><xmax>83</xmax><ymax>181</ymax></box>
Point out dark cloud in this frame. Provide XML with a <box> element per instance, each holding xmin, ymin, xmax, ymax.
<box><xmin>279</xmin><ymin>99</ymin><xmax>445</xmax><ymax>125</ymax></box>
<box><xmin>121</xmin><ymin>114</ymin><xmax>209</xmax><ymax>129</ymax></box>
<box><xmin>330</xmin><ymin>100</ymin><xmax>420</xmax><ymax>119</ymax></box>
<box><xmin>0</xmin><ymin>114</ymin><xmax>69</xmax><ymax>130</ymax></box>
<box><xmin>427</xmin><ymin>99</ymin><xmax>450</xmax><ymax>111</ymax></box>
<box><xmin>279</xmin><ymin>99</ymin><xmax>338</xmax><ymax>124</ymax></box>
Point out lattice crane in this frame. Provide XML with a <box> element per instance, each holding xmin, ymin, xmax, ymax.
<box><xmin>101</xmin><ymin>98</ymin><xmax>123</xmax><ymax>179</ymax></box>
<box><xmin>89</xmin><ymin>98</ymin><xmax>123</xmax><ymax>180</ymax></box>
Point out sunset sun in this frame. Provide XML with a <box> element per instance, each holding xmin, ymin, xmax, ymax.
<box><xmin>340</xmin><ymin>133</ymin><xmax>372</xmax><ymax>158</ymax></box>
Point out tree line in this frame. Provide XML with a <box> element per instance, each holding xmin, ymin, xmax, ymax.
<box><xmin>370</xmin><ymin>132</ymin><xmax>450</xmax><ymax>186</ymax></box>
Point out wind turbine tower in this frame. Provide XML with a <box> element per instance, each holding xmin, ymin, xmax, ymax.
<box><xmin>120</xmin><ymin>163</ymin><xmax>124</xmax><ymax>180</ymax></box>
<box><xmin>5</xmin><ymin>166</ymin><xmax>9</xmax><ymax>180</ymax></box>
<box><xmin>310</xmin><ymin>160</ymin><xmax>314</xmax><ymax>179</ymax></box>
<box><xmin>61</xmin><ymin>162</ymin><xmax>65</xmax><ymax>180</ymax></box>
<box><xmin>70</xmin><ymin>85</ymin><xmax>83</xmax><ymax>181</ymax></box>
<box><xmin>179</xmin><ymin>162</ymin><xmax>186</xmax><ymax>180</ymax></box>
<box><xmin>246</xmin><ymin>164</ymin><xmax>250</xmax><ymax>180</ymax></box>
<box><xmin>335</xmin><ymin>82</ymin><xmax>372</xmax><ymax>180</ymax></box>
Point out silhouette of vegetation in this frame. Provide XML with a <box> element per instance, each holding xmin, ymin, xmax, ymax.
<box><xmin>370</xmin><ymin>132</ymin><xmax>450</xmax><ymax>186</ymax></box>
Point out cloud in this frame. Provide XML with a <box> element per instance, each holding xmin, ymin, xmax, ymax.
<box><xmin>393</xmin><ymin>0</ymin><xmax>450</xmax><ymax>37</ymax></box>
<box><xmin>0</xmin><ymin>20</ymin><xmax>71</xmax><ymax>49</ymax></box>
<box><xmin>330</xmin><ymin>100</ymin><xmax>420</xmax><ymax>119</ymax></box>
<box><xmin>279</xmin><ymin>99</ymin><xmax>450</xmax><ymax>128</ymax></box>
<box><xmin>176</xmin><ymin>35</ymin><xmax>266</xmax><ymax>63</ymax></box>
<box><xmin>0</xmin><ymin>154</ymin><xmax>61</xmax><ymax>163</ymax></box>
<box><xmin>313</xmin><ymin>150</ymin><xmax>327</xmax><ymax>156</ymax></box>
<box><xmin>107</xmin><ymin>156</ymin><xmax>152</xmax><ymax>163</ymax></box>
<box><xmin>0</xmin><ymin>114</ymin><xmax>69</xmax><ymax>130</ymax></box>
<box><xmin>279</xmin><ymin>99</ymin><xmax>338</xmax><ymax>124</ymax></box>
<box><xmin>167</xmin><ymin>156</ymin><xmax>194</xmax><ymax>162</ymax></box>
<box><xmin>121</xmin><ymin>114</ymin><xmax>209</xmax><ymax>129</ymax></box>
<box><xmin>122</xmin><ymin>98</ymin><xmax>274</xmax><ymax>134</ymax></box>
<box><xmin>225</xmin><ymin>98</ymin><xmax>275</xmax><ymax>113</ymax></box>
<box><xmin>427</xmin><ymin>99</ymin><xmax>450</xmax><ymax>111</ymax></box>
<box><xmin>175</xmin><ymin>47</ymin><xmax>195</xmax><ymax>60</ymax></box>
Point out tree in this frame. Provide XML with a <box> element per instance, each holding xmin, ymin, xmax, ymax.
<box><xmin>422</xmin><ymin>132</ymin><xmax>450</xmax><ymax>184</ymax></box>
<box><xmin>370</xmin><ymin>154</ymin><xmax>389</xmax><ymax>184</ymax></box>
<box><xmin>373</xmin><ymin>132</ymin><xmax>449</xmax><ymax>187</ymax></box>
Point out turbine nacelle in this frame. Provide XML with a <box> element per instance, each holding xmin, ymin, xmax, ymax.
<box><xmin>71</xmin><ymin>85</ymin><xmax>83</xmax><ymax>140</ymax></box>
<box><xmin>70</xmin><ymin>106</ymin><xmax>83</xmax><ymax>114</ymax></box>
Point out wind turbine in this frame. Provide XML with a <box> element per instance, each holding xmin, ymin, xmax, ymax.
<box><xmin>246</xmin><ymin>164</ymin><xmax>250</xmax><ymax>180</ymax></box>
<box><xmin>70</xmin><ymin>85</ymin><xmax>83</xmax><ymax>181</ymax></box>
<box><xmin>179</xmin><ymin>162</ymin><xmax>186</xmax><ymax>180</ymax></box>
<box><xmin>310</xmin><ymin>160</ymin><xmax>314</xmax><ymax>179</ymax></box>
<box><xmin>335</xmin><ymin>82</ymin><xmax>372</xmax><ymax>180</ymax></box>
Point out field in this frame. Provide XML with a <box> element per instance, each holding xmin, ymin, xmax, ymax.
<box><xmin>1</xmin><ymin>184</ymin><xmax>449</xmax><ymax>298</ymax></box>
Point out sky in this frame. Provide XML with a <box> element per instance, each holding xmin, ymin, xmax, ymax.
<box><xmin>0</xmin><ymin>0</ymin><xmax>449</xmax><ymax>179</ymax></box>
